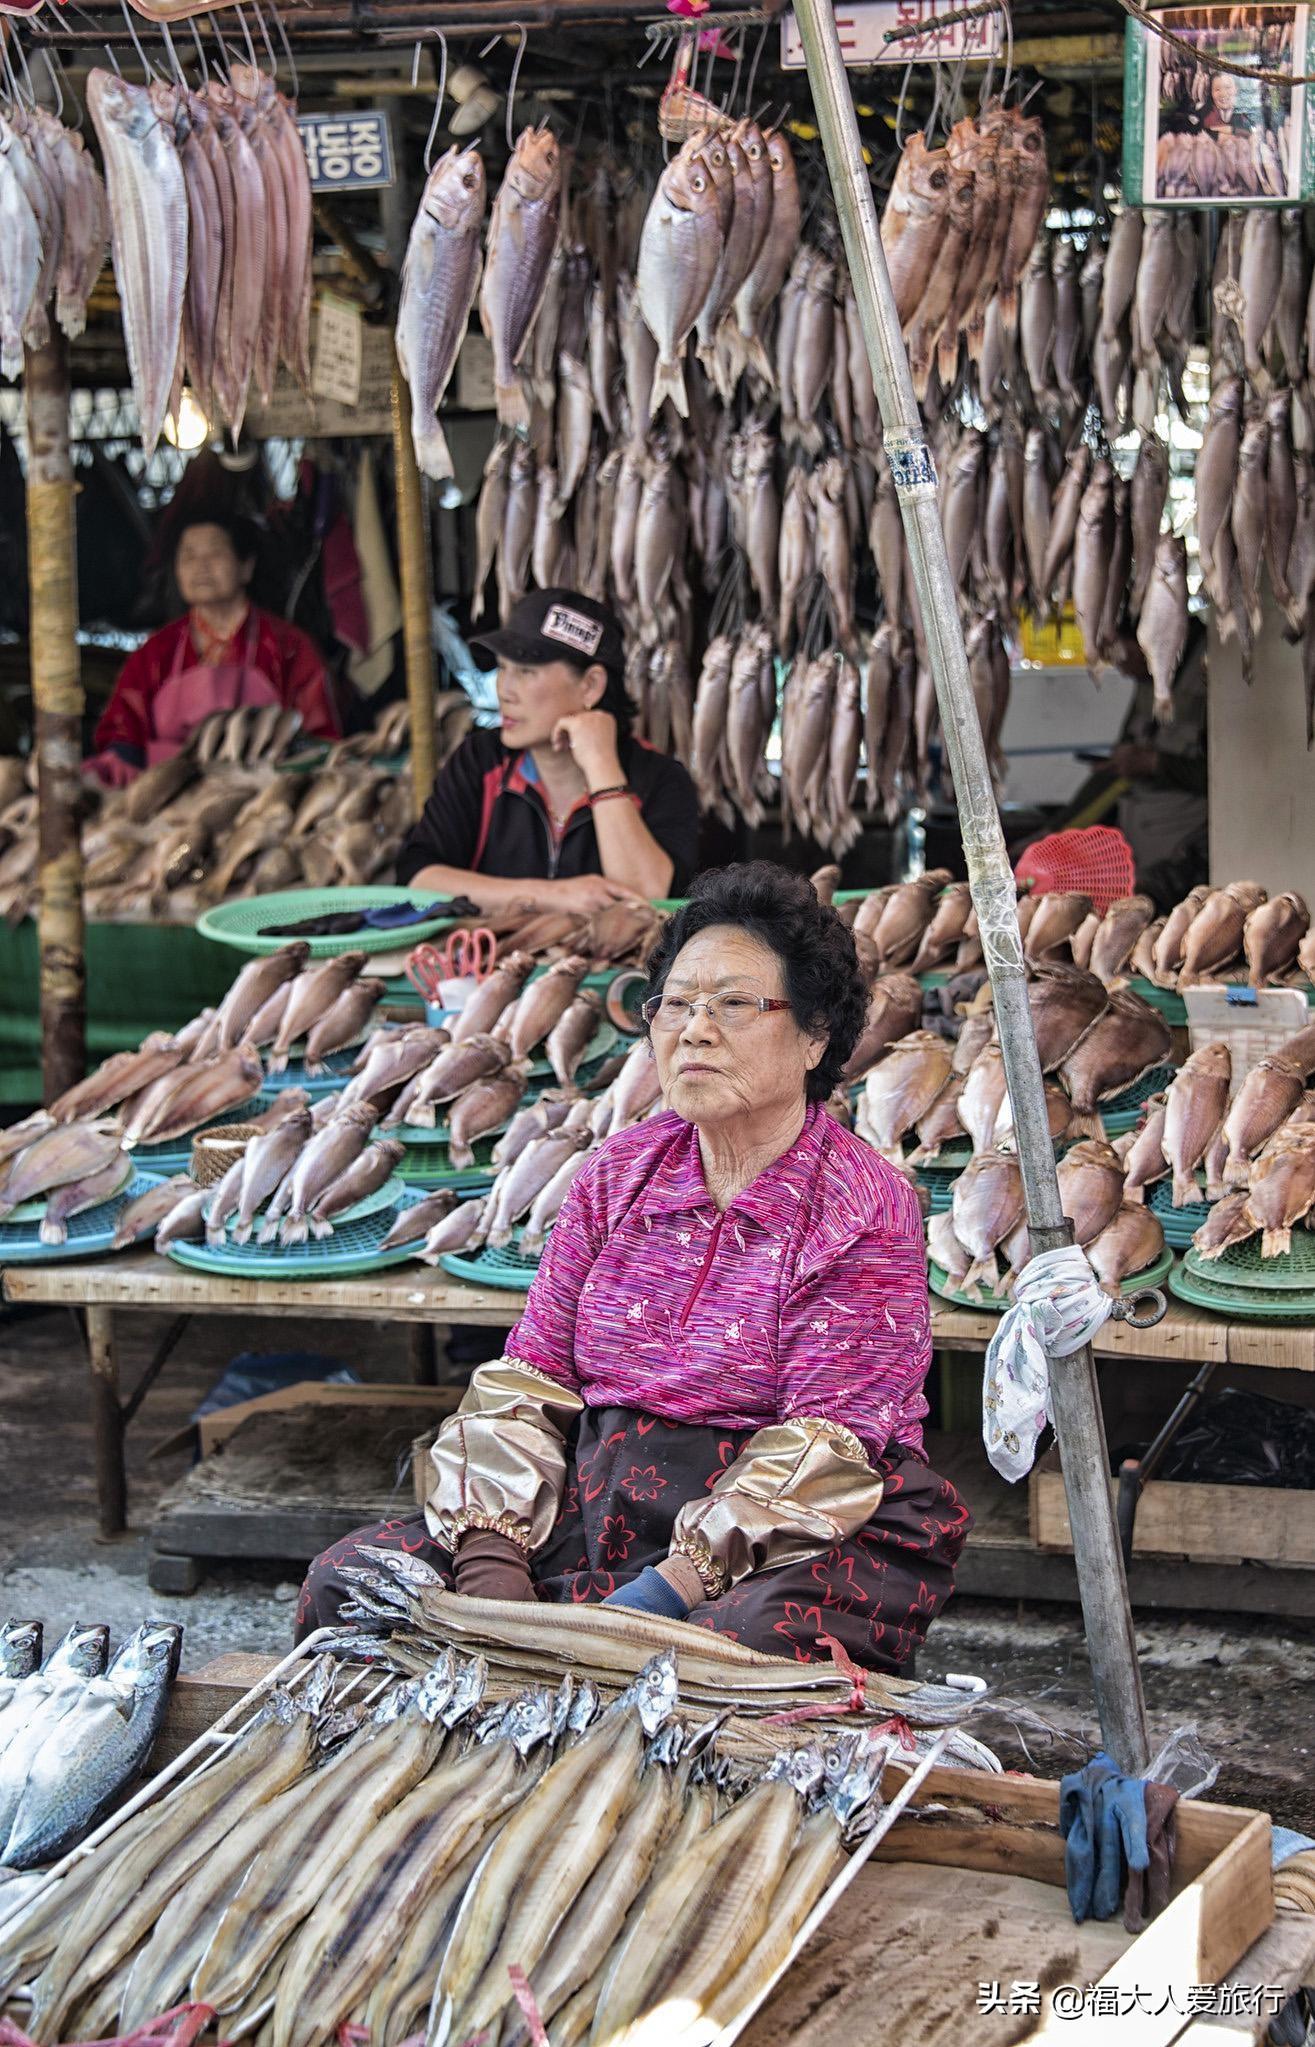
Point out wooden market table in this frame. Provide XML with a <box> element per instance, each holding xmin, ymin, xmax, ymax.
<box><xmin>6</xmin><ymin>1253</ymin><xmax>1315</xmax><ymax>1610</ymax></box>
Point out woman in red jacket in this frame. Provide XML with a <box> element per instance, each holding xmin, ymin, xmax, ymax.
<box><xmin>89</xmin><ymin>513</ymin><xmax>338</xmax><ymax>784</ymax></box>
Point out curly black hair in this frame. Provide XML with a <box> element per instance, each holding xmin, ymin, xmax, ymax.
<box><xmin>642</xmin><ymin>862</ymin><xmax>869</xmax><ymax>1102</ymax></box>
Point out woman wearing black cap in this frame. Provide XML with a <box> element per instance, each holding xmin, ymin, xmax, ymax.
<box><xmin>395</xmin><ymin>589</ymin><xmax>699</xmax><ymax>914</ymax></box>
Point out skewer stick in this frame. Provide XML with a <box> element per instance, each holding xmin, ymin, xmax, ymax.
<box><xmin>792</xmin><ymin>0</ymin><xmax>1149</xmax><ymax>1772</ymax></box>
<box><xmin>25</xmin><ymin>332</ymin><xmax>86</xmax><ymax>1105</ymax></box>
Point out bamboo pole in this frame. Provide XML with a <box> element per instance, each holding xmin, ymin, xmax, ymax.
<box><xmin>391</xmin><ymin>356</ymin><xmax>437</xmax><ymax>814</ymax></box>
<box><xmin>793</xmin><ymin>0</ymin><xmax>1149</xmax><ymax>1772</ymax></box>
<box><xmin>24</xmin><ymin>333</ymin><xmax>86</xmax><ymax>1106</ymax></box>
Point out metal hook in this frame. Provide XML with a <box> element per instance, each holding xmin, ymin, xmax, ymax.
<box><xmin>42</xmin><ymin>49</ymin><xmax>64</xmax><ymax>119</ymax></box>
<box><xmin>189</xmin><ymin>19</ymin><xmax>209</xmax><ymax>86</ymax></box>
<box><xmin>743</xmin><ymin>19</ymin><xmax>767</xmax><ymax>112</ymax></box>
<box><xmin>479</xmin><ymin>22</ymin><xmax>526</xmax><ymax>150</ymax></box>
<box><xmin>212</xmin><ymin>11</ymin><xmax>234</xmax><ymax>79</ymax></box>
<box><xmin>10</xmin><ymin>28</ymin><xmax>38</xmax><ymax>109</ymax></box>
<box><xmin>233</xmin><ymin>6</ymin><xmax>259</xmax><ymax>76</ymax></box>
<box><xmin>119</xmin><ymin>0</ymin><xmax>156</xmax><ymax>83</ymax></box>
<box><xmin>269</xmin><ymin>3</ymin><xmax>297</xmax><ymax>101</ymax></box>
<box><xmin>417</xmin><ymin>30</ymin><xmax>448</xmax><ymax>173</ymax></box>
<box><xmin>160</xmin><ymin>23</ymin><xmax>189</xmax><ymax>93</ymax></box>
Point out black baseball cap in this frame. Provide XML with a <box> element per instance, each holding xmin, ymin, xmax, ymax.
<box><xmin>470</xmin><ymin>588</ymin><xmax>625</xmax><ymax>677</ymax></box>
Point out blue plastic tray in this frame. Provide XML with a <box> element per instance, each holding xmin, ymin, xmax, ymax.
<box><xmin>167</xmin><ymin>1186</ymin><xmax>424</xmax><ymax>1280</ymax></box>
<box><xmin>0</xmin><ymin>1170</ymin><xmax>167</xmax><ymax>1263</ymax></box>
<box><xmin>1148</xmin><ymin>1175</ymin><xmax>1212</xmax><ymax>1249</ymax></box>
<box><xmin>440</xmin><ymin>1234</ymin><xmax>542</xmax><ymax>1292</ymax></box>
<box><xmin>262</xmin><ymin>1046</ymin><xmax>362</xmax><ymax>1097</ymax></box>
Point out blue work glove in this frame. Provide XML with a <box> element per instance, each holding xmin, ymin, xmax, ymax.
<box><xmin>1092</xmin><ymin>1769</ymin><xmax>1149</xmax><ymax>1920</ymax></box>
<box><xmin>1060</xmin><ymin>1753</ymin><xmax>1121</xmax><ymax>1922</ymax></box>
<box><xmin>601</xmin><ymin>1567</ymin><xmax>691</xmax><ymax>1619</ymax></box>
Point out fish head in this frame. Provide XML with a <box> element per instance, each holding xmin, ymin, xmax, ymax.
<box><xmin>507</xmin><ymin>122</ymin><xmax>561</xmax><ymax>203</ymax></box>
<box><xmin>733</xmin><ymin>117</ymin><xmax>771</xmax><ymax>189</ymax></box>
<box><xmin>51</xmin><ymin>1622</ymin><xmax>111</xmax><ymax>1678</ymax></box>
<box><xmin>662</xmin><ymin>140</ymin><xmax>725</xmax><ymax>224</ymax></box>
<box><xmin>764</xmin><ymin>126</ymin><xmax>797</xmax><ymax>186</ymax></box>
<box><xmin>423</xmin><ymin>144</ymin><xmax>486</xmax><ymax>231</ymax></box>
<box><xmin>691</xmin><ymin>126</ymin><xmax>734</xmax><ymax>217</ymax></box>
<box><xmin>118</xmin><ymin>1620</ymin><xmax>184</xmax><ymax>1684</ymax></box>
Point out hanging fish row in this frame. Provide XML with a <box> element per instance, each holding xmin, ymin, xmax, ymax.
<box><xmin>86</xmin><ymin>62</ymin><xmax>312</xmax><ymax>458</ymax></box>
<box><xmin>0</xmin><ymin>99</ymin><xmax>106</xmax><ymax>376</ymax></box>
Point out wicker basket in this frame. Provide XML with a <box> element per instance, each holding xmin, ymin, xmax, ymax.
<box><xmin>191</xmin><ymin>1124</ymin><xmax>261</xmax><ymax>1186</ymax></box>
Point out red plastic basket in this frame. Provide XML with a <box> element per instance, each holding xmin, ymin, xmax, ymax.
<box><xmin>1014</xmin><ymin>826</ymin><xmax>1136</xmax><ymax>917</ymax></box>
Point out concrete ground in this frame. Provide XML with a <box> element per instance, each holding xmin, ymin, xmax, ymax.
<box><xmin>3</xmin><ymin>1300</ymin><xmax>1314</xmax><ymax>1833</ymax></box>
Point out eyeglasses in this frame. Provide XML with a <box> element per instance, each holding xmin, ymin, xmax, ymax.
<box><xmin>641</xmin><ymin>993</ymin><xmax>794</xmax><ymax>1032</ymax></box>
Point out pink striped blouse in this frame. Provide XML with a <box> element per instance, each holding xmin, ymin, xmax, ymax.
<box><xmin>506</xmin><ymin>1102</ymin><xmax>931</xmax><ymax>1463</ymax></box>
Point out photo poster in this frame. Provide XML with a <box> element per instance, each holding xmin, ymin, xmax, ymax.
<box><xmin>1123</xmin><ymin>5</ymin><xmax>1315</xmax><ymax>205</ymax></box>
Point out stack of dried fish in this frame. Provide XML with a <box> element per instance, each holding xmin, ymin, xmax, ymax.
<box><xmin>1135</xmin><ymin>880</ymin><xmax>1313</xmax><ymax>989</ymax></box>
<box><xmin>0</xmin><ymin>98</ymin><xmax>107</xmax><ymax>379</ymax></box>
<box><xmin>0</xmin><ymin>700</ymin><xmax>454</xmax><ymax>925</ymax></box>
<box><xmin>2</xmin><ymin>1635</ymin><xmax>945</xmax><ymax>2047</ymax></box>
<box><xmin>450</xmin><ymin>896</ymin><xmax>665</xmax><ymax>974</ymax></box>
<box><xmin>0</xmin><ymin>1117</ymin><xmax>132</xmax><ymax>1246</ymax></box>
<box><xmin>0</xmin><ymin>1622</ymin><xmax>180</xmax><ymax>1873</ymax></box>
<box><xmin>88</xmin><ymin>59</ymin><xmax>312</xmax><ymax>456</ymax></box>
<box><xmin>207</xmin><ymin>944</ymin><xmax>386</xmax><ymax>1075</ymax></box>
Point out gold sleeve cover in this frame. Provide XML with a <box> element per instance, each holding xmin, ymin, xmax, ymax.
<box><xmin>424</xmin><ymin>1358</ymin><xmax>585</xmax><ymax>1555</ymax></box>
<box><xmin>669</xmin><ymin>1416</ymin><xmax>884</xmax><ymax>1598</ymax></box>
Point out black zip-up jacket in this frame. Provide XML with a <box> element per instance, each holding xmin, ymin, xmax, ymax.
<box><xmin>394</xmin><ymin>728</ymin><xmax>700</xmax><ymax>893</ymax></box>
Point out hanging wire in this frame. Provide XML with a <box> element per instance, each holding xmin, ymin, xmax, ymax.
<box><xmin>160</xmin><ymin>22</ymin><xmax>189</xmax><ymax>93</ymax></box>
<box><xmin>409</xmin><ymin>29</ymin><xmax>449</xmax><ymax>172</ymax></box>
<box><xmin>41</xmin><ymin>49</ymin><xmax>64</xmax><ymax>117</ymax></box>
<box><xmin>478</xmin><ymin>21</ymin><xmax>526</xmax><ymax>149</ymax></box>
<box><xmin>188</xmin><ymin>19</ymin><xmax>210</xmax><ymax>86</ymax></box>
<box><xmin>894</xmin><ymin>54</ymin><xmax>915</xmax><ymax>146</ymax></box>
<box><xmin>119</xmin><ymin>0</ymin><xmax>157</xmax><ymax>83</ymax></box>
<box><xmin>743</xmin><ymin>18</ymin><xmax>767</xmax><ymax>113</ymax></box>
<box><xmin>9</xmin><ymin>28</ymin><xmax>38</xmax><ymax>108</ymax></box>
<box><xmin>233</xmin><ymin>6</ymin><xmax>259</xmax><ymax>76</ymax></box>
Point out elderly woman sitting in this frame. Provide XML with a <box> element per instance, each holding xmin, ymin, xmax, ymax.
<box><xmin>298</xmin><ymin>862</ymin><xmax>972</xmax><ymax>1673</ymax></box>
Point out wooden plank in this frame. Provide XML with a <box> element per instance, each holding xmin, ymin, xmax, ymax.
<box><xmin>1</xmin><ymin>1251</ymin><xmax>524</xmax><ymax>1325</ymax></box>
<box><xmin>1226</xmin><ymin>1321</ymin><xmax>1315</xmax><ymax>1374</ymax></box>
<box><xmin>1032</xmin><ymin>1448</ymin><xmax>1315</xmax><ymax>1567</ymax></box>
<box><xmin>957</xmin><ymin>1541</ymin><xmax>1315</xmax><ymax>1617</ymax></box>
<box><xmin>1175</xmin><ymin>1916</ymin><xmax>1315</xmax><ymax>2039</ymax></box>
<box><xmin>153</xmin><ymin>1653</ymin><xmax>277</xmax><ymax>1765</ymax></box>
<box><xmin>931</xmin><ymin>1298</ymin><xmax>1231</xmax><ymax>1365</ymax></box>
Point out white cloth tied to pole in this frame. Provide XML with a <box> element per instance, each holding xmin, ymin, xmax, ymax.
<box><xmin>982</xmin><ymin>1245</ymin><xmax>1115</xmax><ymax>1483</ymax></box>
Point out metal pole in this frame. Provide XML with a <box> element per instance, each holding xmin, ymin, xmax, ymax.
<box><xmin>390</xmin><ymin>355</ymin><xmax>437</xmax><ymax>814</ymax></box>
<box><xmin>24</xmin><ymin>332</ymin><xmax>86</xmax><ymax>1107</ymax></box>
<box><xmin>793</xmin><ymin>0</ymin><xmax>1149</xmax><ymax>1772</ymax></box>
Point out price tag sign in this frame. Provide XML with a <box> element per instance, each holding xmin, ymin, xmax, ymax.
<box><xmin>297</xmin><ymin>111</ymin><xmax>394</xmax><ymax>192</ymax></box>
<box><xmin>312</xmin><ymin>294</ymin><xmax>364</xmax><ymax>410</ymax></box>
<box><xmin>1184</xmin><ymin>985</ymin><xmax>1311</xmax><ymax>1095</ymax></box>
<box><xmin>780</xmin><ymin>0</ymin><xmax>1001</xmax><ymax>67</ymax></box>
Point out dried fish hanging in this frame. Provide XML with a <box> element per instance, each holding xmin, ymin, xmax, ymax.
<box><xmin>0</xmin><ymin>46</ymin><xmax>107</xmax><ymax>382</ymax></box>
<box><xmin>81</xmin><ymin>24</ymin><xmax>312</xmax><ymax>458</ymax></box>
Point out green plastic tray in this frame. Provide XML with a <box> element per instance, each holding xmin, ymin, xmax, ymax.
<box><xmin>197</xmin><ymin>889</ymin><xmax>456</xmax><ymax>960</ymax></box>
<box><xmin>1182</xmin><ymin>1228</ymin><xmax>1315</xmax><ymax>1292</ymax></box>
<box><xmin>167</xmin><ymin>1187</ymin><xmax>425</xmax><ymax>1280</ymax></box>
<box><xmin>440</xmin><ymin>1236</ymin><xmax>542</xmax><ymax>1291</ymax></box>
<box><xmin>1100</xmin><ymin>1064</ymin><xmax>1177</xmax><ymax>1137</ymax></box>
<box><xmin>0</xmin><ymin>1170</ymin><xmax>166</xmax><ymax>1263</ymax></box>
<box><xmin>915</xmin><ymin>1166</ymin><xmax>960</xmax><ymax>1216</ymax></box>
<box><xmin>1148</xmin><ymin>1175</ymin><xmax>1212</xmax><ymax>1249</ymax></box>
<box><xmin>930</xmin><ymin>1247</ymin><xmax>1173</xmax><ymax>1316</ymax></box>
<box><xmin>1169</xmin><ymin>1262</ymin><xmax>1315</xmax><ymax>1322</ymax></box>
<box><xmin>397</xmin><ymin>1133</ymin><xmax>500</xmax><ymax>1193</ymax></box>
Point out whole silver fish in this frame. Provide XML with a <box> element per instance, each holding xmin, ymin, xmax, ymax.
<box><xmin>3</xmin><ymin>1623</ymin><xmax>180</xmax><ymax>1871</ymax></box>
<box><xmin>1231</xmin><ymin>408</ymin><xmax>1269</xmax><ymax>640</ymax></box>
<box><xmin>398</xmin><ymin>148</ymin><xmax>486</xmax><ymax>481</ymax></box>
<box><xmin>470</xmin><ymin>438</ymin><xmax>511</xmax><ymax>624</ymax></box>
<box><xmin>39</xmin><ymin>1154</ymin><xmax>133</xmax><ymax>1247</ymax></box>
<box><xmin>308</xmin><ymin>1138</ymin><xmax>406</xmax><ymax>1237</ymax></box>
<box><xmin>479</xmin><ymin>126</ymin><xmax>561</xmax><ymax>433</ymax></box>
<box><xmin>0</xmin><ymin>1626</ymin><xmax>110</xmax><ymax>1850</ymax></box>
<box><xmin>260</xmin><ymin>1101</ymin><xmax>376</xmax><ymax>1244</ymax></box>
<box><xmin>1136</xmin><ymin>534</ymin><xmax>1188</xmax><ymax>725</ymax></box>
<box><xmin>379</xmin><ymin>1188</ymin><xmax>457</xmax><ymax>1251</ymax></box>
<box><xmin>637</xmin><ymin>138</ymin><xmax>723</xmax><ymax>419</ymax></box>
<box><xmin>87</xmin><ymin>71</ymin><xmax>187</xmax><ymax>457</ymax></box>
<box><xmin>1129</xmin><ymin>435</ymin><xmax>1170</xmax><ymax>621</ymax></box>
<box><xmin>1073</xmin><ymin>459</ymin><xmax>1114</xmax><ymax>669</ymax></box>
<box><xmin>0</xmin><ymin>1121</ymin><xmax>123</xmax><ymax>1219</ymax></box>
<box><xmin>229</xmin><ymin>1109</ymin><xmax>313</xmax><ymax>1245</ymax></box>
<box><xmin>0</xmin><ymin>119</ymin><xmax>44</xmax><ymax>378</ymax></box>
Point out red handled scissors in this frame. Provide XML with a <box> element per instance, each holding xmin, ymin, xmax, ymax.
<box><xmin>406</xmin><ymin>929</ymin><xmax>498</xmax><ymax>1003</ymax></box>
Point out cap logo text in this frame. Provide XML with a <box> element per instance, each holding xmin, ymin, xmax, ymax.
<box><xmin>542</xmin><ymin>605</ymin><xmax>604</xmax><ymax>657</ymax></box>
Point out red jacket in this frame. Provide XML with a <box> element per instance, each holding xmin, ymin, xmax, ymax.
<box><xmin>94</xmin><ymin>609</ymin><xmax>338</xmax><ymax>763</ymax></box>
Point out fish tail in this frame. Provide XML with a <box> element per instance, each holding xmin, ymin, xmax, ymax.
<box><xmin>230</xmin><ymin>1220</ymin><xmax>253</xmax><ymax>1246</ymax></box>
<box><xmin>1262</xmin><ymin>1225</ymin><xmax>1292</xmax><ymax>1258</ymax></box>
<box><xmin>267</xmin><ymin>1050</ymin><xmax>290</xmax><ymax>1076</ymax></box>
<box><xmin>1065</xmin><ymin>1108</ymin><xmax>1106</xmax><ymax>1139</ymax></box>
<box><xmin>279</xmin><ymin>1213</ymin><xmax>310</xmax><ymax>1247</ymax></box>
<box><xmin>256</xmin><ymin>1215</ymin><xmax>282</xmax><ymax>1246</ymax></box>
<box><xmin>959</xmin><ymin>1256</ymin><xmax>996</xmax><ymax>1301</ymax></box>
<box><xmin>741</xmin><ymin>335</ymin><xmax>774</xmax><ymax>389</ymax></box>
<box><xmin>303</xmin><ymin>1057</ymin><xmax>327</xmax><ymax>1079</ymax></box>
<box><xmin>309</xmin><ymin>1217</ymin><xmax>334</xmax><ymax>1241</ymax></box>
<box><xmin>412</xmin><ymin>415</ymin><xmax>455</xmax><ymax>484</ymax></box>
<box><xmin>1124</xmin><ymin>1183</ymin><xmax>1146</xmax><ymax>1204</ymax></box>
<box><xmin>649</xmin><ymin>357</ymin><xmax>689</xmax><ymax>421</ymax></box>
<box><xmin>1171</xmin><ymin>1171</ymin><xmax>1200</xmax><ymax>1208</ymax></box>
<box><xmin>495</xmin><ymin>378</ymin><xmax>532</xmax><ymax>433</ymax></box>
<box><xmin>484</xmin><ymin>1220</ymin><xmax>513</xmax><ymax>1250</ymax></box>
<box><xmin>447</xmin><ymin>1141</ymin><xmax>475</xmax><ymax>1171</ymax></box>
<box><xmin>38</xmin><ymin>1220</ymin><xmax>67</xmax><ymax>1248</ymax></box>
<box><xmin>520</xmin><ymin>1228</ymin><xmax>544</xmax><ymax>1257</ymax></box>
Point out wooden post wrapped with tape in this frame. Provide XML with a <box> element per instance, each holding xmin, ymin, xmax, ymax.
<box><xmin>391</xmin><ymin>351</ymin><xmax>437</xmax><ymax>816</ymax></box>
<box><xmin>24</xmin><ymin>333</ymin><xmax>85</xmax><ymax>1105</ymax></box>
